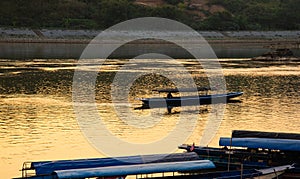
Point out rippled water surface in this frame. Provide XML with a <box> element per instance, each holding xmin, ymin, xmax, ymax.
<box><xmin>1</xmin><ymin>58</ymin><xmax>300</xmax><ymax>178</ymax></box>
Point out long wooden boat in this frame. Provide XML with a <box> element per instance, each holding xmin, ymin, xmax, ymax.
<box><xmin>20</xmin><ymin>152</ymin><xmax>199</xmax><ymax>177</ymax></box>
<box><xmin>179</xmin><ymin>130</ymin><xmax>300</xmax><ymax>177</ymax></box>
<box><xmin>148</xmin><ymin>165</ymin><xmax>294</xmax><ymax>179</ymax></box>
<box><xmin>14</xmin><ymin>154</ymin><xmax>293</xmax><ymax>179</ymax></box>
<box><xmin>137</xmin><ymin>87</ymin><xmax>243</xmax><ymax>112</ymax></box>
<box><xmin>140</xmin><ymin>92</ymin><xmax>243</xmax><ymax>108</ymax></box>
<box><xmin>14</xmin><ymin>158</ymin><xmax>215</xmax><ymax>179</ymax></box>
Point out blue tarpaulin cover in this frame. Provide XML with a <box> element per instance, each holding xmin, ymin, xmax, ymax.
<box><xmin>54</xmin><ymin>160</ymin><xmax>215</xmax><ymax>179</ymax></box>
<box><xmin>219</xmin><ymin>137</ymin><xmax>300</xmax><ymax>151</ymax></box>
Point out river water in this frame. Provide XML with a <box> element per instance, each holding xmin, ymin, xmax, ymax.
<box><xmin>1</xmin><ymin>45</ymin><xmax>300</xmax><ymax>178</ymax></box>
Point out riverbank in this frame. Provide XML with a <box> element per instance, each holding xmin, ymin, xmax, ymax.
<box><xmin>0</xmin><ymin>28</ymin><xmax>300</xmax><ymax>48</ymax></box>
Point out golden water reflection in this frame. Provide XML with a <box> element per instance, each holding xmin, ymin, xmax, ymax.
<box><xmin>0</xmin><ymin>58</ymin><xmax>300</xmax><ymax>178</ymax></box>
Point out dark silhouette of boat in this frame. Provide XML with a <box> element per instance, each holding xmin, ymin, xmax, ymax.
<box><xmin>137</xmin><ymin>87</ymin><xmax>243</xmax><ymax>113</ymax></box>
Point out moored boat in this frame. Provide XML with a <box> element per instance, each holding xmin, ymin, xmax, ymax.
<box><xmin>179</xmin><ymin>130</ymin><xmax>300</xmax><ymax>177</ymax></box>
<box><xmin>148</xmin><ymin>165</ymin><xmax>294</xmax><ymax>179</ymax></box>
<box><xmin>14</xmin><ymin>154</ymin><xmax>215</xmax><ymax>179</ymax></box>
<box><xmin>19</xmin><ymin>152</ymin><xmax>200</xmax><ymax>177</ymax></box>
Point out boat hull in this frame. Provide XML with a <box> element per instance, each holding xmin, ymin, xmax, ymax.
<box><xmin>140</xmin><ymin>92</ymin><xmax>243</xmax><ymax>109</ymax></box>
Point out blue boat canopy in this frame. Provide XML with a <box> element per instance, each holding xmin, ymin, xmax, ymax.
<box><xmin>31</xmin><ymin>152</ymin><xmax>199</xmax><ymax>175</ymax></box>
<box><xmin>53</xmin><ymin>160</ymin><xmax>215</xmax><ymax>179</ymax></box>
<box><xmin>219</xmin><ymin>137</ymin><xmax>300</xmax><ymax>152</ymax></box>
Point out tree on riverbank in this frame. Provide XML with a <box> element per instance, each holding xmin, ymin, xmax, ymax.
<box><xmin>0</xmin><ymin>0</ymin><xmax>299</xmax><ymax>30</ymax></box>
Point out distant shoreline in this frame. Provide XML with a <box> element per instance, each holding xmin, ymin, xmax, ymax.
<box><xmin>0</xmin><ymin>28</ymin><xmax>300</xmax><ymax>49</ymax></box>
<box><xmin>0</xmin><ymin>38</ymin><xmax>299</xmax><ymax>50</ymax></box>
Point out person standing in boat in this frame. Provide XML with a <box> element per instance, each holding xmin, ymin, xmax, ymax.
<box><xmin>167</xmin><ymin>92</ymin><xmax>173</xmax><ymax>98</ymax></box>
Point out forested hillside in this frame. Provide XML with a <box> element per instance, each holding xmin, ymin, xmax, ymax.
<box><xmin>0</xmin><ymin>0</ymin><xmax>299</xmax><ymax>30</ymax></box>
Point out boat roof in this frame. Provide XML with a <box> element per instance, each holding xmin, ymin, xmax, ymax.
<box><xmin>232</xmin><ymin>130</ymin><xmax>300</xmax><ymax>140</ymax></box>
<box><xmin>31</xmin><ymin>152</ymin><xmax>199</xmax><ymax>175</ymax></box>
<box><xmin>153</xmin><ymin>87</ymin><xmax>211</xmax><ymax>93</ymax></box>
<box><xmin>219</xmin><ymin>137</ymin><xmax>300</xmax><ymax>152</ymax></box>
<box><xmin>53</xmin><ymin>160</ymin><xmax>215</xmax><ymax>179</ymax></box>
